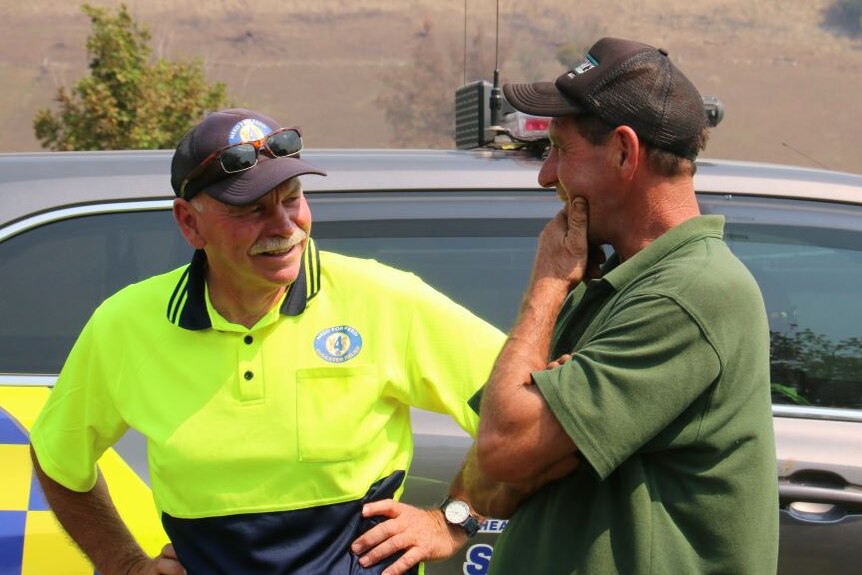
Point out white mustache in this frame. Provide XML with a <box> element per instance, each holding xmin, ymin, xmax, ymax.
<box><xmin>249</xmin><ymin>231</ymin><xmax>307</xmax><ymax>255</ymax></box>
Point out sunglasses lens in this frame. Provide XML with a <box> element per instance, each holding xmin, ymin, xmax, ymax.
<box><xmin>267</xmin><ymin>129</ymin><xmax>302</xmax><ymax>157</ymax></box>
<box><xmin>220</xmin><ymin>143</ymin><xmax>258</xmax><ymax>173</ymax></box>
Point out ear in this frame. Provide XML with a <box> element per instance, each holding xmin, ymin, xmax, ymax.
<box><xmin>610</xmin><ymin>125</ymin><xmax>640</xmax><ymax>180</ymax></box>
<box><xmin>173</xmin><ymin>198</ymin><xmax>207</xmax><ymax>250</ymax></box>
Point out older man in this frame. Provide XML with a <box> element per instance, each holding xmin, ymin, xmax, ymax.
<box><xmin>30</xmin><ymin>108</ymin><xmax>503</xmax><ymax>575</ymax></box>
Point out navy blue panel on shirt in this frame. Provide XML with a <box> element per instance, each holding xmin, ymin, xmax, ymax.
<box><xmin>162</xmin><ymin>470</ymin><xmax>417</xmax><ymax>575</ymax></box>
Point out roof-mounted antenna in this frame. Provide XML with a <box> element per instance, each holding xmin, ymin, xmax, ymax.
<box><xmin>455</xmin><ymin>0</ymin><xmax>530</xmax><ymax>150</ymax></box>
<box><xmin>463</xmin><ymin>0</ymin><xmax>468</xmax><ymax>86</ymax></box>
<box><xmin>489</xmin><ymin>0</ymin><xmax>503</xmax><ymax>130</ymax></box>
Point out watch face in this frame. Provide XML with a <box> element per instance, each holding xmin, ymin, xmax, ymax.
<box><xmin>444</xmin><ymin>499</ymin><xmax>470</xmax><ymax>524</ymax></box>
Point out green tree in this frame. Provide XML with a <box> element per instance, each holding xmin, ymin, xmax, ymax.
<box><xmin>770</xmin><ymin>327</ymin><xmax>862</xmax><ymax>408</ymax></box>
<box><xmin>33</xmin><ymin>3</ymin><xmax>228</xmax><ymax>150</ymax></box>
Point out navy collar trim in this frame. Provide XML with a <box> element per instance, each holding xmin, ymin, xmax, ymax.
<box><xmin>166</xmin><ymin>238</ymin><xmax>321</xmax><ymax>331</ymax></box>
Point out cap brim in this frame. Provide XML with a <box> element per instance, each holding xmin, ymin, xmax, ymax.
<box><xmin>503</xmin><ymin>82</ymin><xmax>585</xmax><ymax>117</ymax></box>
<box><xmin>202</xmin><ymin>156</ymin><xmax>327</xmax><ymax>206</ymax></box>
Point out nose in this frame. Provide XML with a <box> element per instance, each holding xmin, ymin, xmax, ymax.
<box><xmin>268</xmin><ymin>201</ymin><xmax>299</xmax><ymax>234</ymax></box>
<box><xmin>537</xmin><ymin>148</ymin><xmax>558</xmax><ymax>189</ymax></box>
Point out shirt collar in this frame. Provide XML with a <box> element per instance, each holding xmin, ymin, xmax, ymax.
<box><xmin>166</xmin><ymin>238</ymin><xmax>321</xmax><ymax>331</ymax></box>
<box><xmin>599</xmin><ymin>215</ymin><xmax>725</xmax><ymax>291</ymax></box>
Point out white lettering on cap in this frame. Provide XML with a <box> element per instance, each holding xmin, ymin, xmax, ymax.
<box><xmin>571</xmin><ymin>54</ymin><xmax>599</xmax><ymax>76</ymax></box>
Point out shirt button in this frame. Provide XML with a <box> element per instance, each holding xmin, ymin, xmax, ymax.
<box><xmin>244</xmin><ymin>335</ymin><xmax>253</xmax><ymax>344</ymax></box>
<box><xmin>244</xmin><ymin>371</ymin><xmax>254</xmax><ymax>380</ymax></box>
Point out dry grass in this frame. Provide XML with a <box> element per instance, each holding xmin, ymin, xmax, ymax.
<box><xmin>2</xmin><ymin>0</ymin><xmax>861</xmax><ymax>173</ymax></box>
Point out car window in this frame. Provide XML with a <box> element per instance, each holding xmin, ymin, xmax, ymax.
<box><xmin>0</xmin><ymin>209</ymin><xmax>544</xmax><ymax>375</ymax></box>
<box><xmin>313</xmin><ymin>218</ymin><xmax>544</xmax><ymax>332</ymax></box>
<box><xmin>0</xmin><ymin>210</ymin><xmax>191</xmax><ymax>374</ymax></box>
<box><xmin>702</xmin><ymin>195</ymin><xmax>862</xmax><ymax>410</ymax></box>
<box><xmin>1</xmin><ymin>195</ymin><xmax>860</xmax><ymax>416</ymax></box>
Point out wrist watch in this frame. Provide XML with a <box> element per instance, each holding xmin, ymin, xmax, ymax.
<box><xmin>440</xmin><ymin>497</ymin><xmax>480</xmax><ymax>538</ymax></box>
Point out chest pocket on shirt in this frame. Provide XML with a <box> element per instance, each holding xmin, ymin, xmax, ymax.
<box><xmin>296</xmin><ymin>365</ymin><xmax>387</xmax><ymax>462</ymax></box>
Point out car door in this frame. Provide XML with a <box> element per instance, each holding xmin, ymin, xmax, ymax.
<box><xmin>701</xmin><ymin>193</ymin><xmax>862</xmax><ymax>575</ymax></box>
<box><xmin>0</xmin><ymin>203</ymin><xmax>186</xmax><ymax>574</ymax></box>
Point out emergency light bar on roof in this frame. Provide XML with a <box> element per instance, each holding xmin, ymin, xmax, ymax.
<box><xmin>503</xmin><ymin>113</ymin><xmax>551</xmax><ymax>141</ymax></box>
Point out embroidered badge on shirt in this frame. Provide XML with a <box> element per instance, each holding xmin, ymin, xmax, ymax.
<box><xmin>313</xmin><ymin>326</ymin><xmax>363</xmax><ymax>363</ymax></box>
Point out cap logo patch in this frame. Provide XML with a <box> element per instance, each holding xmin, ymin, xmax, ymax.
<box><xmin>314</xmin><ymin>325</ymin><xmax>363</xmax><ymax>363</ymax></box>
<box><xmin>228</xmin><ymin>118</ymin><xmax>272</xmax><ymax>145</ymax></box>
<box><xmin>570</xmin><ymin>54</ymin><xmax>599</xmax><ymax>76</ymax></box>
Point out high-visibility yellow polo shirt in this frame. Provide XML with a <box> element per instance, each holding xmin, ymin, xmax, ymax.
<box><xmin>30</xmin><ymin>238</ymin><xmax>504</xmax><ymax>572</ymax></box>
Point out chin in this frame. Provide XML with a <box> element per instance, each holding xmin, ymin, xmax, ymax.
<box><xmin>271</xmin><ymin>268</ymin><xmax>301</xmax><ymax>287</ymax></box>
<box><xmin>254</xmin><ymin>259</ymin><xmax>301</xmax><ymax>287</ymax></box>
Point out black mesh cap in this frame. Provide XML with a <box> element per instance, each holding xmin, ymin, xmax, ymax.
<box><xmin>503</xmin><ymin>37</ymin><xmax>708</xmax><ymax>161</ymax></box>
<box><xmin>170</xmin><ymin>108</ymin><xmax>326</xmax><ymax>205</ymax></box>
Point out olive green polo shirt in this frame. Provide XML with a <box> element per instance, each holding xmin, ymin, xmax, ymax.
<box><xmin>490</xmin><ymin>216</ymin><xmax>778</xmax><ymax>575</ymax></box>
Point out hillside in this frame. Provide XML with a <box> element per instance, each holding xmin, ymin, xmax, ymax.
<box><xmin>1</xmin><ymin>0</ymin><xmax>861</xmax><ymax>173</ymax></box>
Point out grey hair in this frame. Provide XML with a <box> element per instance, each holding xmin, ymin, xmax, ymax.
<box><xmin>189</xmin><ymin>196</ymin><xmax>206</xmax><ymax>212</ymax></box>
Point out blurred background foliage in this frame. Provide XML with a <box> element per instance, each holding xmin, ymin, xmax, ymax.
<box><xmin>3</xmin><ymin>0</ymin><xmax>860</xmax><ymax>173</ymax></box>
<box><xmin>33</xmin><ymin>4</ymin><xmax>227</xmax><ymax>150</ymax></box>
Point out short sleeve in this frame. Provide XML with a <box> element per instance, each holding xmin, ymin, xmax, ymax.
<box><xmin>400</xmin><ymin>278</ymin><xmax>505</xmax><ymax>437</ymax></box>
<box><xmin>29</xmin><ymin>309</ymin><xmax>129</xmax><ymax>492</ymax></box>
<box><xmin>533</xmin><ymin>295</ymin><xmax>720</xmax><ymax>480</ymax></box>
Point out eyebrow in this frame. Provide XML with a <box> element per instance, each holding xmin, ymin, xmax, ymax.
<box><xmin>275</xmin><ymin>180</ymin><xmax>303</xmax><ymax>197</ymax></box>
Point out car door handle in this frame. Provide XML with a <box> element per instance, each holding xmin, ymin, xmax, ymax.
<box><xmin>779</xmin><ymin>481</ymin><xmax>862</xmax><ymax>509</ymax></box>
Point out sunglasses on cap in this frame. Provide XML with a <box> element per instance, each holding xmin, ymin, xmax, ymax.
<box><xmin>179</xmin><ymin>127</ymin><xmax>303</xmax><ymax>200</ymax></box>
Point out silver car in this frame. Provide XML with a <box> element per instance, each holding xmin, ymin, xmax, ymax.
<box><xmin>1</xmin><ymin>148</ymin><xmax>861</xmax><ymax>574</ymax></box>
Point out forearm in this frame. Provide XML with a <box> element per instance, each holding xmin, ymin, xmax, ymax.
<box><xmin>476</xmin><ymin>279</ymin><xmax>572</xmax><ymax>479</ymax></box>
<box><xmin>30</xmin><ymin>447</ymin><xmax>150</xmax><ymax>575</ymax></box>
<box><xmin>482</xmin><ymin>196</ymin><xmax>594</xmax><ymax>420</ymax></box>
<box><xmin>457</xmin><ymin>443</ymin><xmax>579</xmax><ymax>519</ymax></box>
<box><xmin>455</xmin><ymin>444</ymin><xmax>526</xmax><ymax>519</ymax></box>
<box><xmin>481</xmin><ymin>278</ymin><xmax>569</xmax><ymax>421</ymax></box>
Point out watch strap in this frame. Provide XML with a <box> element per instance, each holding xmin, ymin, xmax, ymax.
<box><xmin>461</xmin><ymin>513</ymin><xmax>481</xmax><ymax>538</ymax></box>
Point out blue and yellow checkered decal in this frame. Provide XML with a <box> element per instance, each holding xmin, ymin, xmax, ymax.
<box><xmin>1</xmin><ymin>387</ymin><xmax>168</xmax><ymax>575</ymax></box>
<box><xmin>0</xmin><ymin>405</ymin><xmax>30</xmax><ymax>573</ymax></box>
<box><xmin>0</xmin><ymin>398</ymin><xmax>97</xmax><ymax>575</ymax></box>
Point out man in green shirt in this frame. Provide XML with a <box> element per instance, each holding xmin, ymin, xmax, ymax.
<box><xmin>454</xmin><ymin>37</ymin><xmax>779</xmax><ymax>574</ymax></box>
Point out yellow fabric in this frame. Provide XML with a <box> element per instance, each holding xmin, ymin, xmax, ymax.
<box><xmin>30</xmin><ymin>250</ymin><xmax>505</xmax><ymax>519</ymax></box>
